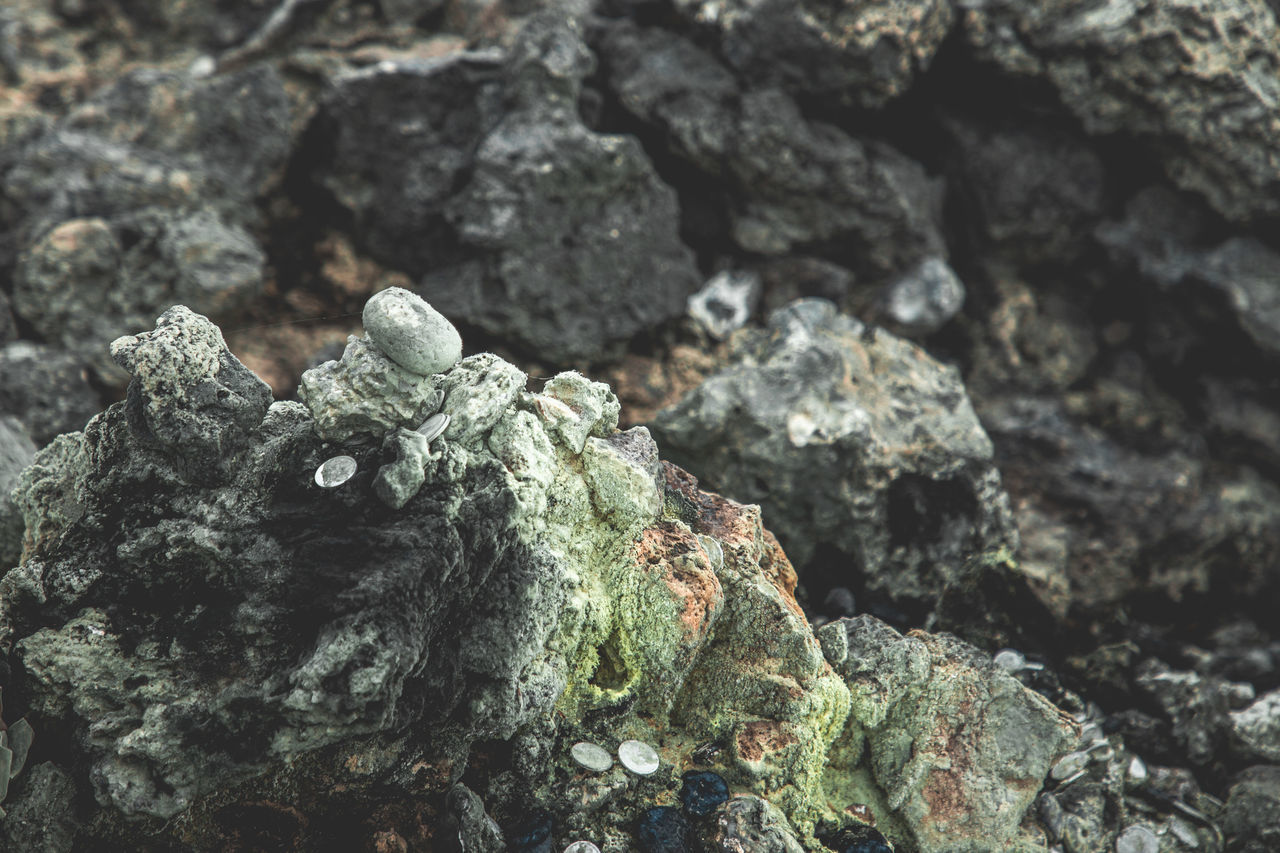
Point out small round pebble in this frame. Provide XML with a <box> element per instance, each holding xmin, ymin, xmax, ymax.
<box><xmin>363</xmin><ymin>286</ymin><xmax>462</xmax><ymax>376</ymax></box>
<box><xmin>570</xmin><ymin>741</ymin><xmax>613</xmax><ymax>773</ymax></box>
<box><xmin>315</xmin><ymin>455</ymin><xmax>357</xmax><ymax>488</ymax></box>
<box><xmin>563</xmin><ymin>843</ymin><xmax>601</xmax><ymax>853</ymax></box>
<box><xmin>416</xmin><ymin>412</ymin><xmax>451</xmax><ymax>443</ymax></box>
<box><xmin>680</xmin><ymin>770</ymin><xmax>729</xmax><ymax>817</ymax></box>
<box><xmin>618</xmin><ymin>739</ymin><xmax>660</xmax><ymax>775</ymax></box>
<box><xmin>1115</xmin><ymin>825</ymin><xmax>1158</xmax><ymax>853</ymax></box>
<box><xmin>994</xmin><ymin>649</ymin><xmax>1027</xmax><ymax>672</ymax></box>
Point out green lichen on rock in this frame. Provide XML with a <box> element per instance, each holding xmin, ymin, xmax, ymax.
<box><xmin>298</xmin><ymin>334</ymin><xmax>442</xmax><ymax>441</ymax></box>
<box><xmin>824</xmin><ymin>616</ymin><xmax>1079</xmax><ymax>853</ymax></box>
<box><xmin>0</xmin><ymin>299</ymin><xmax>1079</xmax><ymax>851</ymax></box>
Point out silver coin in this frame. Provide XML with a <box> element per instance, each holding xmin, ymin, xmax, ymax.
<box><xmin>618</xmin><ymin>739</ymin><xmax>660</xmax><ymax>776</ymax></box>
<box><xmin>570</xmin><ymin>741</ymin><xmax>613</xmax><ymax>773</ymax></box>
<box><xmin>315</xmin><ymin>455</ymin><xmax>357</xmax><ymax>488</ymax></box>
<box><xmin>563</xmin><ymin>843</ymin><xmax>601</xmax><ymax>853</ymax></box>
<box><xmin>416</xmin><ymin>412</ymin><xmax>451</xmax><ymax>443</ymax></box>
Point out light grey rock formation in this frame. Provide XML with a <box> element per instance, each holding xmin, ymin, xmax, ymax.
<box><xmin>653</xmin><ymin>299</ymin><xmax>1017</xmax><ymax>613</ymax></box>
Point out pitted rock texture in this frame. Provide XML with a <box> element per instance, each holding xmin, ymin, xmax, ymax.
<box><xmin>2</xmin><ymin>65</ymin><xmax>289</xmax><ymax>382</ymax></box>
<box><xmin>0</xmin><ymin>305</ymin><xmax>828</xmax><ymax>849</ymax></box>
<box><xmin>0</xmin><ymin>415</ymin><xmax>37</xmax><ymax>570</ymax></box>
<box><xmin>0</xmin><ymin>302</ymin><xmax>1080</xmax><ymax>852</ymax></box>
<box><xmin>823</xmin><ymin>615</ymin><xmax>1078</xmax><ymax>853</ymax></box>
<box><xmin>669</xmin><ymin>0</ymin><xmax>954</xmax><ymax>109</ymax></box>
<box><xmin>964</xmin><ymin>0</ymin><xmax>1280</xmax><ymax>222</ymax></box>
<box><xmin>598</xmin><ymin>21</ymin><xmax>945</xmax><ymax>272</ymax></box>
<box><xmin>652</xmin><ymin>299</ymin><xmax>1018</xmax><ymax>616</ymax></box>
<box><xmin>311</xmin><ymin>14</ymin><xmax>700</xmax><ymax>362</ymax></box>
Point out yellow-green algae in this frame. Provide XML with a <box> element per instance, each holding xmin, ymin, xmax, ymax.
<box><xmin>435</xmin><ymin>360</ymin><xmax>857</xmax><ymax>844</ymax></box>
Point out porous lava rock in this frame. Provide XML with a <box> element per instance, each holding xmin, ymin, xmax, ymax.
<box><xmin>3</xmin><ymin>64</ymin><xmax>290</xmax><ymax>383</ymax></box>
<box><xmin>667</xmin><ymin>0</ymin><xmax>954</xmax><ymax>109</ymax></box>
<box><xmin>652</xmin><ymin>299</ymin><xmax>1018</xmax><ymax>617</ymax></box>
<box><xmin>597</xmin><ymin>21</ymin><xmax>945</xmax><ymax>272</ymax></box>
<box><xmin>0</xmin><ymin>341</ymin><xmax>101</xmax><ymax>447</ymax></box>
<box><xmin>310</xmin><ymin>14</ymin><xmax>700</xmax><ymax>362</ymax></box>
<box><xmin>821</xmin><ymin>615</ymin><xmax>1078</xmax><ymax>853</ymax></box>
<box><xmin>963</xmin><ymin>0</ymin><xmax>1280</xmax><ymax>222</ymax></box>
<box><xmin>0</xmin><ymin>300</ymin><xmax>1079</xmax><ymax>851</ymax></box>
<box><xmin>0</xmin><ymin>416</ymin><xmax>37</xmax><ymax>571</ymax></box>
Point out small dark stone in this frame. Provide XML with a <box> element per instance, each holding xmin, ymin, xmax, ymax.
<box><xmin>821</xmin><ymin>825</ymin><xmax>892</xmax><ymax>853</ymax></box>
<box><xmin>680</xmin><ymin>771</ymin><xmax>730</xmax><ymax>817</ymax></box>
<box><xmin>636</xmin><ymin>805</ymin><xmax>689</xmax><ymax>853</ymax></box>
<box><xmin>508</xmin><ymin>808</ymin><xmax>554</xmax><ymax>853</ymax></box>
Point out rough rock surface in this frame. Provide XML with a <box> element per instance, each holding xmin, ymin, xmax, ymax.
<box><xmin>1224</xmin><ymin>766</ymin><xmax>1280</xmax><ymax>853</ymax></box>
<box><xmin>652</xmin><ymin>299</ymin><xmax>1018</xmax><ymax>617</ymax></box>
<box><xmin>311</xmin><ymin>15</ymin><xmax>700</xmax><ymax>362</ymax></box>
<box><xmin>0</xmin><ymin>416</ymin><xmax>37</xmax><ymax>570</ymax></box>
<box><xmin>668</xmin><ymin>0</ymin><xmax>954</xmax><ymax>108</ymax></box>
<box><xmin>598</xmin><ymin>22</ymin><xmax>945</xmax><ymax>272</ymax></box>
<box><xmin>1098</xmin><ymin>186</ymin><xmax>1280</xmax><ymax>358</ymax></box>
<box><xmin>943</xmin><ymin>116</ymin><xmax>1108</xmax><ymax>266</ymax></box>
<box><xmin>822</xmin><ymin>616</ymin><xmax>1077</xmax><ymax>853</ymax></box>
<box><xmin>964</xmin><ymin>0</ymin><xmax>1280</xmax><ymax>222</ymax></box>
<box><xmin>0</xmin><ymin>342</ymin><xmax>101</xmax><ymax>446</ymax></box>
<box><xmin>0</xmin><ymin>304</ymin><xmax>1077</xmax><ymax>851</ymax></box>
<box><xmin>2</xmin><ymin>64</ymin><xmax>290</xmax><ymax>382</ymax></box>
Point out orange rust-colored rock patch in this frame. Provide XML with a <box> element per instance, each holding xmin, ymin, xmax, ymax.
<box><xmin>634</xmin><ymin>521</ymin><xmax>724</xmax><ymax>643</ymax></box>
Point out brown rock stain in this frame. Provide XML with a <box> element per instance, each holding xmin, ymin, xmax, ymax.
<box><xmin>735</xmin><ymin>719</ymin><xmax>799</xmax><ymax>763</ymax></box>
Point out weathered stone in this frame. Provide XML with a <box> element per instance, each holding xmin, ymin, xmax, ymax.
<box><xmin>881</xmin><ymin>257</ymin><xmax>965</xmax><ymax>336</ymax></box>
<box><xmin>652</xmin><ymin>299</ymin><xmax>1017</xmax><ymax>615</ymax></box>
<box><xmin>297</xmin><ymin>336</ymin><xmax>442</xmax><ymax>442</ymax></box>
<box><xmin>1098</xmin><ymin>187</ymin><xmax>1280</xmax><ymax>358</ymax></box>
<box><xmin>0</xmin><ymin>762</ymin><xmax>78</xmax><ymax>853</ymax></box>
<box><xmin>372</xmin><ymin>427</ymin><xmax>436</xmax><ymax>510</ymax></box>
<box><xmin>964</xmin><ymin>0</ymin><xmax>1280</xmax><ymax>222</ymax></box>
<box><xmin>1224</xmin><ymin>766</ymin><xmax>1280</xmax><ymax>853</ymax></box>
<box><xmin>1230</xmin><ymin>688</ymin><xmax>1280</xmax><ymax>763</ymax></box>
<box><xmin>312</xmin><ymin>15</ymin><xmax>700</xmax><ymax>362</ymax></box>
<box><xmin>0</xmin><ymin>416</ymin><xmax>37</xmax><ymax>569</ymax></box>
<box><xmin>669</xmin><ymin>0</ymin><xmax>954</xmax><ymax>108</ymax></box>
<box><xmin>943</xmin><ymin>116</ymin><xmax>1108</xmax><ymax>265</ymax></box>
<box><xmin>0</xmin><ymin>298</ymin><xmax>863</xmax><ymax>850</ymax></box>
<box><xmin>825</xmin><ymin>616</ymin><xmax>1078</xmax><ymax>853</ymax></box>
<box><xmin>702</xmin><ymin>795</ymin><xmax>805</xmax><ymax>853</ymax></box>
<box><xmin>2</xmin><ymin>65</ymin><xmax>289</xmax><ymax>383</ymax></box>
<box><xmin>362</xmin><ymin>286</ymin><xmax>462</xmax><ymax>376</ymax></box>
<box><xmin>598</xmin><ymin>22</ymin><xmax>945</xmax><ymax>274</ymax></box>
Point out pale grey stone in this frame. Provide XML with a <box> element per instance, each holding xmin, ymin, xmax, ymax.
<box><xmin>363</xmin><ymin>286</ymin><xmax>463</xmax><ymax>376</ymax></box>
